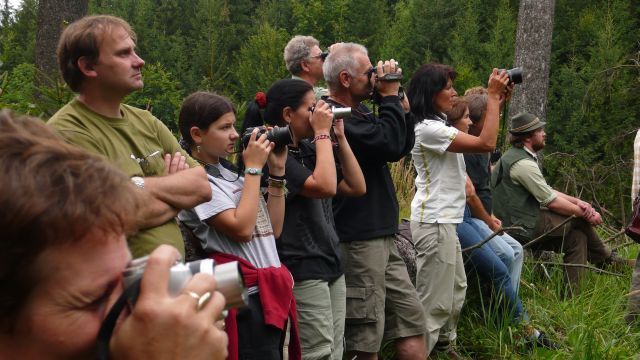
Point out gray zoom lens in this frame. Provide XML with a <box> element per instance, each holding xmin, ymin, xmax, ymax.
<box><xmin>123</xmin><ymin>258</ymin><xmax>248</xmax><ymax>310</ymax></box>
<box><xmin>331</xmin><ymin>106</ymin><xmax>352</xmax><ymax>120</ymax></box>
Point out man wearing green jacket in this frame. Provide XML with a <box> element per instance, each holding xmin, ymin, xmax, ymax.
<box><xmin>492</xmin><ymin>112</ymin><xmax>617</xmax><ymax>295</ymax></box>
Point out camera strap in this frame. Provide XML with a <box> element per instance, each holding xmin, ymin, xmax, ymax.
<box><xmin>95</xmin><ymin>279</ymin><xmax>141</xmax><ymax>360</ymax></box>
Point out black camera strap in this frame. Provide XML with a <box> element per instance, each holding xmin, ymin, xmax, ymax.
<box><xmin>95</xmin><ymin>279</ymin><xmax>141</xmax><ymax>360</ymax></box>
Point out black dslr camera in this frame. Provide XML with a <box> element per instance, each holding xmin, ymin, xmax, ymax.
<box><xmin>500</xmin><ymin>67</ymin><xmax>523</xmax><ymax>84</ymax></box>
<box><xmin>241</xmin><ymin>126</ymin><xmax>293</xmax><ymax>150</ymax></box>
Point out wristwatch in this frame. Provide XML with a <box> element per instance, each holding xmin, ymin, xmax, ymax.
<box><xmin>244</xmin><ymin>168</ymin><xmax>263</xmax><ymax>176</ymax></box>
<box><xmin>131</xmin><ymin>176</ymin><xmax>145</xmax><ymax>189</ymax></box>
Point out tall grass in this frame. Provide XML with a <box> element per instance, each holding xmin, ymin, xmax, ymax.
<box><xmin>387</xmin><ymin>157</ymin><xmax>640</xmax><ymax>359</ymax></box>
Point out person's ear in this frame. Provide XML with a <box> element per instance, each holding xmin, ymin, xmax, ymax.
<box><xmin>190</xmin><ymin>126</ymin><xmax>203</xmax><ymax>145</ymax></box>
<box><xmin>77</xmin><ymin>56</ymin><xmax>98</xmax><ymax>78</ymax></box>
<box><xmin>282</xmin><ymin>106</ymin><xmax>294</xmax><ymax>124</ymax></box>
<box><xmin>300</xmin><ymin>59</ymin><xmax>311</xmax><ymax>73</ymax></box>
<box><xmin>339</xmin><ymin>70</ymin><xmax>351</xmax><ymax>88</ymax></box>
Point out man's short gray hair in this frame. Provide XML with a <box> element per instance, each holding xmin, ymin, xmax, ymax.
<box><xmin>323</xmin><ymin>43</ymin><xmax>368</xmax><ymax>91</ymax></box>
<box><xmin>284</xmin><ymin>35</ymin><xmax>320</xmax><ymax>75</ymax></box>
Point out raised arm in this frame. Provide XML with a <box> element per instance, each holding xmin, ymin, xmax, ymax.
<box><xmin>447</xmin><ymin>69</ymin><xmax>509</xmax><ymax>153</ymax></box>
<box><xmin>265</xmin><ymin>144</ymin><xmax>287</xmax><ymax>238</ymax></box>
<box><xmin>206</xmin><ymin>131</ymin><xmax>273</xmax><ymax>243</ymax></box>
<box><xmin>334</xmin><ymin>117</ymin><xmax>366</xmax><ymax>196</ymax></box>
<box><xmin>299</xmin><ymin>100</ymin><xmax>338</xmax><ymax>198</ymax></box>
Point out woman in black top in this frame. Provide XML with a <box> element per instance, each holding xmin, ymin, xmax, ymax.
<box><xmin>243</xmin><ymin>79</ymin><xmax>365</xmax><ymax>360</ymax></box>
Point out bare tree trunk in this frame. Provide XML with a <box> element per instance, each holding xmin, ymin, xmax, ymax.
<box><xmin>34</xmin><ymin>0</ymin><xmax>87</xmax><ymax>112</ymax></box>
<box><xmin>508</xmin><ymin>0</ymin><xmax>555</xmax><ymax>121</ymax></box>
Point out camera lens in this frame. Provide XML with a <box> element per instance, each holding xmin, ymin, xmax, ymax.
<box><xmin>506</xmin><ymin>67</ymin><xmax>523</xmax><ymax>84</ymax></box>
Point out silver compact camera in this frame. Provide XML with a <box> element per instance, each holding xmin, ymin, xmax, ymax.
<box><xmin>123</xmin><ymin>256</ymin><xmax>248</xmax><ymax>310</ymax></box>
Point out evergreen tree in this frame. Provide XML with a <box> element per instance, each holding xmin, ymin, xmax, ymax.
<box><xmin>232</xmin><ymin>22</ymin><xmax>290</xmax><ymax>102</ymax></box>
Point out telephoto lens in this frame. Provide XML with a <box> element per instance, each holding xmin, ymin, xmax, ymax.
<box><xmin>241</xmin><ymin>126</ymin><xmax>293</xmax><ymax>150</ymax></box>
<box><xmin>505</xmin><ymin>67</ymin><xmax>523</xmax><ymax>84</ymax></box>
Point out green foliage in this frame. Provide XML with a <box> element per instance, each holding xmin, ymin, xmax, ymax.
<box><xmin>0</xmin><ymin>0</ymin><xmax>37</xmax><ymax>71</ymax></box>
<box><xmin>233</xmin><ymin>22</ymin><xmax>290</xmax><ymax>101</ymax></box>
<box><xmin>545</xmin><ymin>0</ymin><xmax>640</xmax><ymax>218</ymax></box>
<box><xmin>0</xmin><ymin>63</ymin><xmax>36</xmax><ymax>114</ymax></box>
<box><xmin>125</xmin><ymin>63</ymin><xmax>183</xmax><ymax>133</ymax></box>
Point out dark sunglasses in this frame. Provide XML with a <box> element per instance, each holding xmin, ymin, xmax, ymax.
<box><xmin>310</xmin><ymin>51</ymin><xmax>329</xmax><ymax>61</ymax></box>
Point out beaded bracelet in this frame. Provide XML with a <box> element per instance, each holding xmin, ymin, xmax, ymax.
<box><xmin>313</xmin><ymin>134</ymin><xmax>331</xmax><ymax>142</ymax></box>
<box><xmin>269</xmin><ymin>174</ymin><xmax>286</xmax><ymax>181</ymax></box>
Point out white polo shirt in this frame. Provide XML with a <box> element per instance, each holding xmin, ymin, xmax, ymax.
<box><xmin>410</xmin><ymin>114</ymin><xmax>467</xmax><ymax>224</ymax></box>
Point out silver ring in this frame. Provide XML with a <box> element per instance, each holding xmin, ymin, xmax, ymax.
<box><xmin>186</xmin><ymin>291</ymin><xmax>201</xmax><ymax>300</ymax></box>
<box><xmin>197</xmin><ymin>291</ymin><xmax>212</xmax><ymax>311</ymax></box>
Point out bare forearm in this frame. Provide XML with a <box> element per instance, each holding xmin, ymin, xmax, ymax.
<box><xmin>308</xmin><ymin>139</ymin><xmax>337</xmax><ymax>195</ymax></box>
<box><xmin>477</xmin><ymin>93</ymin><xmax>501</xmax><ymax>149</ymax></box>
<box><xmin>266</xmin><ymin>190</ymin><xmax>285</xmax><ymax>238</ymax></box>
<box><xmin>145</xmin><ymin>167</ymin><xmax>211</xmax><ymax>209</ymax></box>
<box><xmin>547</xmin><ymin>196</ymin><xmax>584</xmax><ymax>218</ymax></box>
<box><xmin>468</xmin><ymin>194</ymin><xmax>493</xmax><ymax>227</ymax></box>
<box><xmin>554</xmin><ymin>190</ymin><xmax>580</xmax><ymax>205</ymax></box>
<box><xmin>135</xmin><ymin>193</ymin><xmax>178</xmax><ymax>228</ymax></box>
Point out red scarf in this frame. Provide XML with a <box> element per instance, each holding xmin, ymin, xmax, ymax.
<box><xmin>210</xmin><ymin>253</ymin><xmax>300</xmax><ymax>360</ymax></box>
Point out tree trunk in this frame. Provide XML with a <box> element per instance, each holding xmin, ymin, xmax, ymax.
<box><xmin>34</xmin><ymin>0</ymin><xmax>87</xmax><ymax>107</ymax></box>
<box><xmin>508</xmin><ymin>0</ymin><xmax>555</xmax><ymax>121</ymax></box>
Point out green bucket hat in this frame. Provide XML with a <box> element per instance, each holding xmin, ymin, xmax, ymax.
<box><xmin>509</xmin><ymin>112</ymin><xmax>546</xmax><ymax>134</ymax></box>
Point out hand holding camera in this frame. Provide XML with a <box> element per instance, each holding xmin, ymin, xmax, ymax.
<box><xmin>242</xmin><ymin>127</ymin><xmax>274</xmax><ymax>170</ymax></box>
<box><xmin>109</xmin><ymin>245</ymin><xmax>230</xmax><ymax>360</ymax></box>
<box><xmin>309</xmin><ymin>100</ymin><xmax>334</xmax><ymax>135</ymax></box>
<box><xmin>266</xmin><ymin>135</ymin><xmax>288</xmax><ymax>176</ymax></box>
<box><xmin>374</xmin><ymin>59</ymin><xmax>402</xmax><ymax>97</ymax></box>
<box><xmin>487</xmin><ymin>68</ymin><xmax>510</xmax><ymax>99</ymax></box>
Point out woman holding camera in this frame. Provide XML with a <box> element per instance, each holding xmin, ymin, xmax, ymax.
<box><xmin>243</xmin><ymin>78</ymin><xmax>365</xmax><ymax>360</ymax></box>
<box><xmin>0</xmin><ymin>112</ymin><xmax>228</xmax><ymax>360</ymax></box>
<box><xmin>177</xmin><ymin>92</ymin><xmax>296</xmax><ymax>360</ymax></box>
<box><xmin>445</xmin><ymin>97</ymin><xmax>558</xmax><ymax>349</ymax></box>
<box><xmin>407</xmin><ymin>64</ymin><xmax>508</xmax><ymax>356</ymax></box>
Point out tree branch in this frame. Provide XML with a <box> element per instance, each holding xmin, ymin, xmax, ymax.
<box><xmin>461</xmin><ymin>226</ymin><xmax>525</xmax><ymax>253</ymax></box>
<box><xmin>526</xmin><ymin>260</ymin><xmax>625</xmax><ymax>277</ymax></box>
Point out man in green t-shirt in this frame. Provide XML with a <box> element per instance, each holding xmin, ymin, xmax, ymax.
<box><xmin>48</xmin><ymin>15</ymin><xmax>211</xmax><ymax>257</ymax></box>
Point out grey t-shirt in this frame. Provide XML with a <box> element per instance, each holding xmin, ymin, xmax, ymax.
<box><xmin>178</xmin><ymin>163</ymin><xmax>281</xmax><ymax>269</ymax></box>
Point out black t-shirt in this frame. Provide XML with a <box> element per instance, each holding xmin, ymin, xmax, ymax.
<box><xmin>464</xmin><ymin>152</ymin><xmax>492</xmax><ymax>214</ymax></box>
<box><xmin>276</xmin><ymin>140</ymin><xmax>343</xmax><ymax>282</ymax></box>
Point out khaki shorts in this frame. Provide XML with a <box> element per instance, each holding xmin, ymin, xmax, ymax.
<box><xmin>341</xmin><ymin>236</ymin><xmax>426</xmax><ymax>353</ymax></box>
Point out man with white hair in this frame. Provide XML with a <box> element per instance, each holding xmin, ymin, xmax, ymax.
<box><xmin>283</xmin><ymin>35</ymin><xmax>328</xmax><ymax>99</ymax></box>
<box><xmin>324</xmin><ymin>43</ymin><xmax>426</xmax><ymax>360</ymax></box>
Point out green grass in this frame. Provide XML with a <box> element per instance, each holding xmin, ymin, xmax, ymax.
<box><xmin>386</xmin><ymin>161</ymin><xmax>640</xmax><ymax>359</ymax></box>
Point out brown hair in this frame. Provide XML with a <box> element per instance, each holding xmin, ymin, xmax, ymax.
<box><xmin>508</xmin><ymin>132</ymin><xmax>533</xmax><ymax>148</ymax></box>
<box><xmin>178</xmin><ymin>92</ymin><xmax>236</xmax><ymax>150</ymax></box>
<box><xmin>465</xmin><ymin>92</ymin><xmax>488</xmax><ymax>125</ymax></box>
<box><xmin>57</xmin><ymin>15</ymin><xmax>136</xmax><ymax>92</ymax></box>
<box><xmin>444</xmin><ymin>97</ymin><xmax>468</xmax><ymax>126</ymax></box>
<box><xmin>0</xmin><ymin>110</ymin><xmax>140</xmax><ymax>331</ymax></box>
